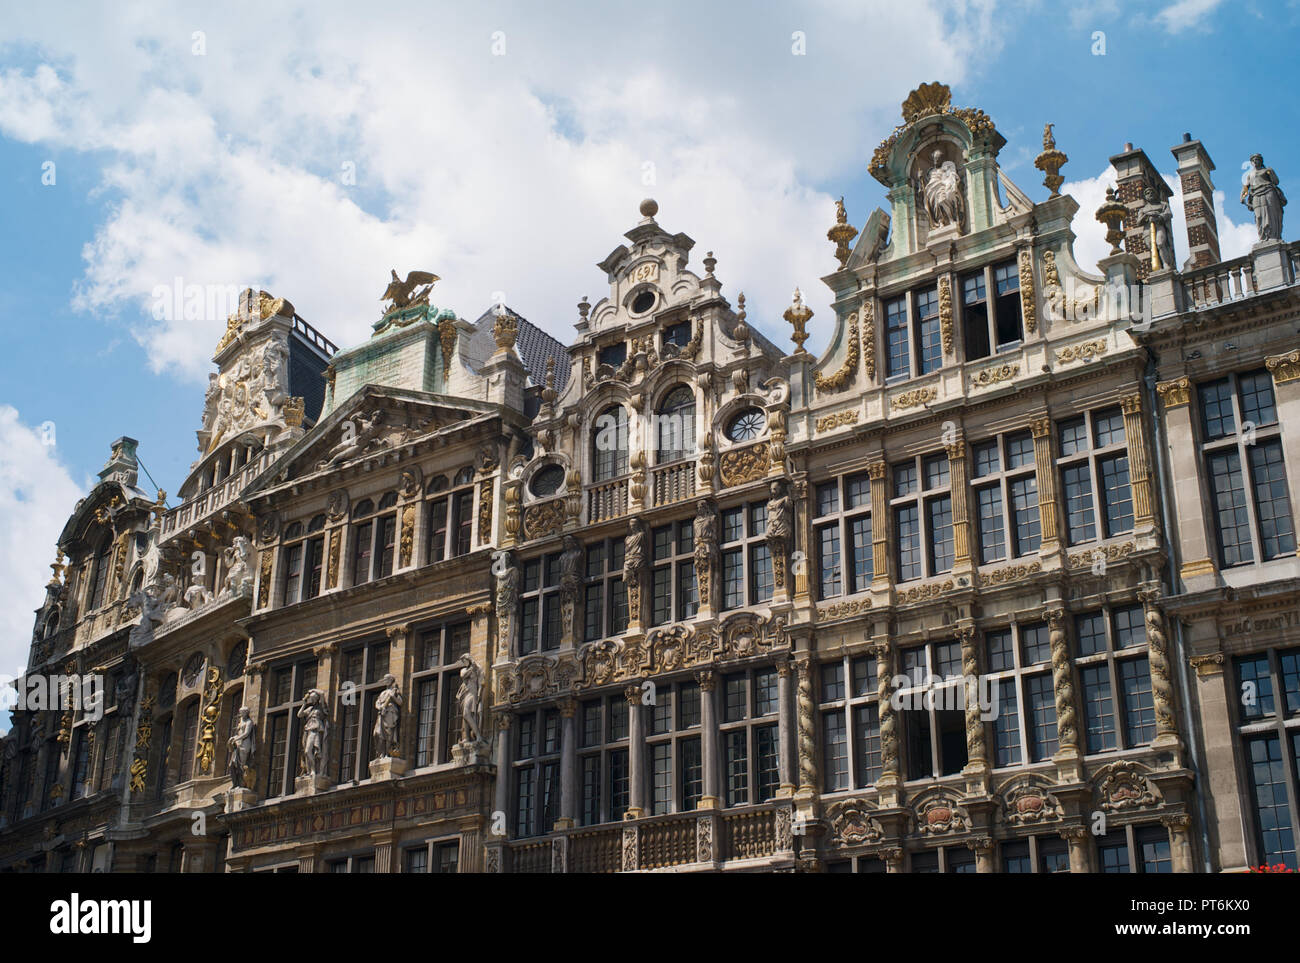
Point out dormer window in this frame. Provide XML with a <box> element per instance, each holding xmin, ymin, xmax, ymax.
<box><xmin>598</xmin><ymin>343</ymin><xmax>627</xmax><ymax>369</ymax></box>
<box><xmin>962</xmin><ymin>259</ymin><xmax>1023</xmax><ymax>360</ymax></box>
<box><xmin>662</xmin><ymin>320</ymin><xmax>691</xmax><ymax>349</ymax></box>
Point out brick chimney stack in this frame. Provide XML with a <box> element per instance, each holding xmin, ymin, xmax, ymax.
<box><xmin>1170</xmin><ymin>132</ymin><xmax>1221</xmax><ymax>269</ymax></box>
<box><xmin>1108</xmin><ymin>143</ymin><xmax>1173</xmax><ymax>281</ymax></box>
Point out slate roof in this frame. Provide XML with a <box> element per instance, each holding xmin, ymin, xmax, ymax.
<box><xmin>466</xmin><ymin>306</ymin><xmax>571</xmax><ymax>391</ymax></box>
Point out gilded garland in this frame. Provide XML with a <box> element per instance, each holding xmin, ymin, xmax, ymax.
<box><xmin>814</xmin><ymin>312</ymin><xmax>860</xmax><ymax>393</ymax></box>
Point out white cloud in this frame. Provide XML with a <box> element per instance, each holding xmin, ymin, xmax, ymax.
<box><xmin>1155</xmin><ymin>0</ymin><xmax>1224</xmax><ymax>33</ymax></box>
<box><xmin>0</xmin><ymin>408</ymin><xmax>84</xmax><ymax>730</ymax></box>
<box><xmin>0</xmin><ymin>1</ymin><xmax>1003</xmax><ymax>374</ymax></box>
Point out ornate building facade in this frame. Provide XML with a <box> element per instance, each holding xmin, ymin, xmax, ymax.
<box><xmin>2</xmin><ymin>84</ymin><xmax>1298</xmax><ymax>874</ymax></box>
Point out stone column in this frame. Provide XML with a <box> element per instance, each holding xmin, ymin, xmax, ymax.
<box><xmin>1162</xmin><ymin>813</ymin><xmax>1194</xmax><ymax>873</ymax></box>
<box><xmin>1120</xmin><ymin>394</ymin><xmax>1157</xmax><ymax>531</ymax></box>
<box><xmin>867</xmin><ymin>461</ymin><xmax>890</xmax><ymax>587</ymax></box>
<box><xmin>1061</xmin><ymin>826</ymin><xmax>1092</xmax><ymax>873</ymax></box>
<box><xmin>776</xmin><ymin>660</ymin><xmax>796</xmax><ymax>796</ymax></box>
<box><xmin>968</xmin><ymin>836</ymin><xmax>994</xmax><ymax>873</ymax></box>
<box><xmin>794</xmin><ymin>656</ymin><xmax>817</xmax><ymax>798</ymax></box>
<box><xmin>556</xmin><ymin>697</ymin><xmax>577</xmax><ymax>830</ymax></box>
<box><xmin>370</xmin><ymin>831</ymin><xmax>395</xmax><ymax>873</ymax></box>
<box><xmin>947</xmin><ymin>439</ymin><xmax>973</xmax><ymax>574</ymax></box>
<box><xmin>1030</xmin><ymin>417</ymin><xmax>1062</xmax><ymax>553</ymax></box>
<box><xmin>1047</xmin><ymin>608</ymin><xmax>1083</xmax><ymax>781</ymax></box>
<box><xmin>1156</xmin><ymin>377</ymin><xmax>1216</xmax><ymax>583</ymax></box>
<box><xmin>493</xmin><ymin>714</ymin><xmax>511</xmax><ymax>830</ymax></box>
<box><xmin>1138</xmin><ymin>590</ymin><xmax>1181</xmax><ymax>751</ymax></box>
<box><xmin>296</xmin><ymin>845</ymin><xmax>320</xmax><ymax>873</ymax></box>
<box><xmin>696</xmin><ymin>669</ymin><xmax>719</xmax><ymax>809</ymax></box>
<box><xmin>874</xmin><ymin>642</ymin><xmax>901</xmax><ymax>805</ymax></box>
<box><xmin>958</xmin><ymin>626</ymin><xmax>987</xmax><ymax>781</ymax></box>
<box><xmin>625</xmin><ymin>683</ymin><xmax>645</xmax><ymax>819</ymax></box>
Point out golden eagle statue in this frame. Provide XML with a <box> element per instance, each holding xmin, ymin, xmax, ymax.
<box><xmin>381</xmin><ymin>269</ymin><xmax>440</xmax><ymax>312</ymax></box>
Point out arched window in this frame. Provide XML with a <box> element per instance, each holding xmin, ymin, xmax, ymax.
<box><xmin>353</xmin><ymin>495</ymin><xmax>397</xmax><ymax>586</ymax></box>
<box><xmin>281</xmin><ymin>519</ymin><xmax>325</xmax><ymax>605</ymax></box>
<box><xmin>427</xmin><ymin>472</ymin><xmax>475</xmax><ymax>563</ymax></box>
<box><xmin>177</xmin><ymin>698</ymin><xmax>201</xmax><ymax>783</ymax></box>
<box><xmin>88</xmin><ymin>534</ymin><xmax>114</xmax><ymax>610</ymax></box>
<box><xmin>43</xmin><ymin>608</ymin><xmax>60</xmax><ymax>639</ymax></box>
<box><xmin>592</xmin><ymin>406</ymin><xmax>629</xmax><ymax>481</ymax></box>
<box><xmin>655</xmin><ymin>386</ymin><xmax>696</xmax><ymax>463</ymax></box>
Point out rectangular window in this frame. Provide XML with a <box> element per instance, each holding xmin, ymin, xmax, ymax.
<box><xmin>1080</xmin><ymin>664</ymin><xmax>1117</xmax><ymax>753</ymax></box>
<box><xmin>993</xmin><ymin>260</ymin><xmax>1023</xmax><ymax>346</ymax></box>
<box><xmin>1025</xmin><ymin>674</ymin><xmax>1058</xmax><ymax>761</ymax></box>
<box><xmin>962</xmin><ymin>271</ymin><xmax>990</xmax><ymax>360</ymax></box>
<box><xmin>916</xmin><ymin>287</ymin><xmax>942</xmax><ymax>375</ymax></box>
<box><xmin>1249</xmin><ymin>440</ymin><xmax>1296</xmax><ymax>559</ymax></box>
<box><xmin>1061</xmin><ymin>464</ymin><xmax>1096</xmax><ymax>545</ymax></box>
<box><xmin>993</xmin><ymin>678</ymin><xmax>1021</xmax><ymax>767</ymax></box>
<box><xmin>976</xmin><ymin>485</ymin><xmax>1006</xmax><ymax>564</ymax></box>
<box><xmin>927</xmin><ymin>495</ymin><xmax>954</xmax><ymax>573</ymax></box>
<box><xmin>885</xmin><ymin>296</ymin><xmax>909</xmax><ymax>378</ymax></box>
<box><xmin>1247</xmin><ymin>735</ymin><xmax>1296</xmax><ymax>868</ymax></box>
<box><xmin>896</xmin><ymin>505</ymin><xmax>921</xmax><ymax>581</ymax></box>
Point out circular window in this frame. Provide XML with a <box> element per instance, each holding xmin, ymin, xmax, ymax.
<box><xmin>226</xmin><ymin>640</ymin><xmax>249</xmax><ymax>679</ymax></box>
<box><xmin>530</xmin><ymin>464</ymin><xmax>566</xmax><ymax>497</ymax></box>
<box><xmin>630</xmin><ymin>289</ymin><xmax>656</xmax><ymax>315</ymax></box>
<box><xmin>727</xmin><ymin>407</ymin><xmax>767</xmax><ymax>442</ymax></box>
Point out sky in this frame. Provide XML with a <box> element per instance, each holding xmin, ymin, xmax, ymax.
<box><xmin>0</xmin><ymin>0</ymin><xmax>1297</xmax><ymax>694</ymax></box>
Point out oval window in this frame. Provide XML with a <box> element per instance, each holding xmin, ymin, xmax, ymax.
<box><xmin>530</xmin><ymin>464</ymin><xmax>566</xmax><ymax>497</ymax></box>
<box><xmin>727</xmin><ymin>407</ymin><xmax>766</xmax><ymax>442</ymax></box>
<box><xmin>631</xmin><ymin>289</ymin><xmax>656</xmax><ymax>314</ymax></box>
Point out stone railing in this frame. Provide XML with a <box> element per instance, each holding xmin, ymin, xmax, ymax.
<box><xmin>161</xmin><ymin>449</ymin><xmax>272</xmax><ymax>537</ymax></box>
<box><xmin>1180</xmin><ymin>255</ymin><xmax>1256</xmax><ymax>310</ymax></box>
<box><xmin>721</xmin><ymin>807</ymin><xmax>779</xmax><ymax>861</ymax></box>
<box><xmin>502</xmin><ymin>801</ymin><xmax>791</xmax><ymax>873</ymax></box>
<box><xmin>587</xmin><ymin>477</ymin><xmax>629</xmax><ymax>524</ymax></box>
<box><xmin>651</xmin><ymin>460</ymin><xmax>695</xmax><ymax>508</ymax></box>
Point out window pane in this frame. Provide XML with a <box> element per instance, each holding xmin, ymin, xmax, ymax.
<box><xmin>986</xmin><ymin>630</ymin><xmax>1014</xmax><ymax>672</ymax></box>
<box><xmin>1021</xmin><ymin>624</ymin><xmax>1050</xmax><ymax>665</ymax></box>
<box><xmin>916</xmin><ymin>288</ymin><xmax>942</xmax><ymax>375</ymax></box>
<box><xmin>1009</xmin><ymin>476</ymin><xmax>1041</xmax><ymax>555</ymax></box>
<box><xmin>1198</xmin><ymin>378</ymin><xmax>1236</xmax><ymax>439</ymax></box>
<box><xmin>1236</xmin><ymin>655</ymin><xmax>1275</xmax><ymax>721</ymax></box>
<box><xmin>1113</xmin><ymin>606</ymin><xmax>1144</xmax><ymax>648</ymax></box>
<box><xmin>973</xmin><ymin>440</ymin><xmax>999</xmax><ymax>478</ymax></box>
<box><xmin>817</xmin><ymin>525</ymin><xmax>842</xmax><ymax>600</ymax></box>
<box><xmin>1080</xmin><ymin>665</ymin><xmax>1117</xmax><ymax>753</ymax></box>
<box><xmin>1025</xmin><ymin>675</ymin><xmax>1058</xmax><ymax>761</ymax></box>
<box><xmin>1061</xmin><ymin>464</ymin><xmax>1097</xmax><ymax>544</ymax></box>
<box><xmin>1248</xmin><ymin>440</ymin><xmax>1296</xmax><ymax>560</ymax></box>
<box><xmin>1136</xmin><ymin>826</ymin><xmax>1172</xmax><ymax>873</ymax></box>
<box><xmin>1002</xmin><ymin>841</ymin><xmax>1031</xmax><ymax>873</ymax></box>
<box><xmin>1075</xmin><ymin>612</ymin><xmax>1106</xmax><ymax>656</ymax></box>
<box><xmin>1058</xmin><ymin>417</ymin><xmax>1089</xmax><ymax>457</ymax></box>
<box><xmin>1120</xmin><ymin>657</ymin><xmax>1156</xmax><ymax>746</ymax></box>
<box><xmin>823</xmin><ymin>711</ymin><xmax>848</xmax><ymax>792</ymax></box>
<box><xmin>885</xmin><ymin>296</ymin><xmax>909</xmax><ymax>377</ymax></box>
<box><xmin>993</xmin><ymin>678</ymin><xmax>1021</xmax><ymax>767</ymax></box>
<box><xmin>896</xmin><ymin>505</ymin><xmax>921</xmax><ymax>581</ymax></box>
<box><xmin>849</xmin><ymin>516</ymin><xmax>873</xmax><ymax>592</ymax></box>
<box><xmin>1098</xmin><ymin>454</ymin><xmax>1134</xmax><ymax>536</ymax></box>
<box><xmin>1239</xmin><ymin>370</ymin><xmax>1278</xmax><ymax>427</ymax></box>
<box><xmin>928</xmin><ymin>495</ymin><xmax>955</xmax><ymax>574</ymax></box>
<box><xmin>853</xmin><ymin>704</ymin><xmax>882</xmax><ymax>786</ymax></box>
<box><xmin>977</xmin><ymin>485</ymin><xmax>1006</xmax><ymax>564</ymax></box>
<box><xmin>1251</xmin><ymin>735</ymin><xmax>1296</xmax><ymax>868</ymax></box>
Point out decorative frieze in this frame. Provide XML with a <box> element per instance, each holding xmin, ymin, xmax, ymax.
<box><xmin>719</xmin><ymin>442</ymin><xmax>771</xmax><ymax>486</ymax></box>
<box><xmin>818</xmin><ymin>598</ymin><xmax>871</xmax><ymax>621</ymax></box>
<box><xmin>1055</xmin><ymin>339</ymin><xmax>1107</xmax><ymax>364</ymax></box>
<box><xmin>814</xmin><ymin>409</ymin><xmax>859</xmax><ymax>433</ymax></box>
<box><xmin>523</xmin><ymin>499</ymin><xmax>566</xmax><ymax>541</ymax></box>
<box><xmin>938</xmin><ymin>277</ymin><xmax>953</xmax><ymax>355</ymax></box>
<box><xmin>897</xmin><ymin>580</ymin><xmax>954</xmax><ymax>604</ymax></box>
<box><xmin>890</xmin><ymin>386</ymin><xmax>937</xmax><ymax>411</ymax></box>
<box><xmin>969</xmin><ymin>363</ymin><xmax>1018</xmax><ymax>389</ymax></box>
<box><xmin>980</xmin><ymin>561</ymin><xmax>1041</xmax><ymax>585</ymax></box>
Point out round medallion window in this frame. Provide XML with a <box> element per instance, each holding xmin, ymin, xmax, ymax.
<box><xmin>727</xmin><ymin>407</ymin><xmax>766</xmax><ymax>442</ymax></box>
<box><xmin>630</xmin><ymin>289</ymin><xmax>656</xmax><ymax>315</ymax></box>
<box><xmin>530</xmin><ymin>464</ymin><xmax>566</xmax><ymax>497</ymax></box>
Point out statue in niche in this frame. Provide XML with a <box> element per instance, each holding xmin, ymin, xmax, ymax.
<box><xmin>456</xmin><ymin>655</ymin><xmax>483</xmax><ymax>747</ymax></box>
<box><xmin>1241</xmin><ymin>153</ymin><xmax>1286</xmax><ymax>243</ymax></box>
<box><xmin>1135</xmin><ymin>186</ymin><xmax>1176</xmax><ymax>271</ymax></box>
<box><xmin>297</xmin><ymin>688</ymin><xmax>330</xmax><ymax>777</ymax></box>
<box><xmin>922</xmin><ymin>148</ymin><xmax>965</xmax><ymax>231</ymax></box>
<box><xmin>226</xmin><ymin>706</ymin><xmax>257</xmax><ymax>789</ymax></box>
<box><xmin>559</xmin><ymin>535</ymin><xmax>583</xmax><ymax>640</ymax></box>
<box><xmin>371</xmin><ymin>675</ymin><xmax>402</xmax><ymax>760</ymax></box>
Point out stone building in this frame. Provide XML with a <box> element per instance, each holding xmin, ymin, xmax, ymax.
<box><xmin>1</xmin><ymin>83</ymin><xmax>1298</xmax><ymax>873</ymax></box>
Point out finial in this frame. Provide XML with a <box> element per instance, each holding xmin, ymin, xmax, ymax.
<box><xmin>827</xmin><ymin>197</ymin><xmax>859</xmax><ymax>268</ymax></box>
<box><xmin>49</xmin><ymin>548</ymin><xmax>66</xmax><ymax>587</ymax></box>
<box><xmin>542</xmin><ymin>357</ymin><xmax>558</xmax><ymax>405</ymax></box>
<box><xmin>577</xmin><ymin>295</ymin><xmax>590</xmax><ymax>323</ymax></box>
<box><xmin>639</xmin><ymin>198</ymin><xmax>658</xmax><ymax>219</ymax></box>
<box><xmin>703</xmin><ymin>251</ymin><xmax>716</xmax><ymax>276</ymax></box>
<box><xmin>734</xmin><ymin>292</ymin><xmax>750</xmax><ymax>342</ymax></box>
<box><xmin>1034</xmin><ymin>124</ymin><xmax>1068</xmax><ymax>198</ymax></box>
<box><xmin>492</xmin><ymin>308</ymin><xmax>519</xmax><ymax>354</ymax></box>
<box><xmin>1095</xmin><ymin>186</ymin><xmax>1128</xmax><ymax>256</ymax></box>
<box><xmin>783</xmin><ymin>288</ymin><xmax>813</xmax><ymax>355</ymax></box>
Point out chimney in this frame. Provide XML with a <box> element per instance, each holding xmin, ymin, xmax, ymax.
<box><xmin>1171</xmin><ymin>132</ymin><xmax>1221</xmax><ymax>269</ymax></box>
<box><xmin>1108</xmin><ymin>143</ymin><xmax>1172</xmax><ymax>281</ymax></box>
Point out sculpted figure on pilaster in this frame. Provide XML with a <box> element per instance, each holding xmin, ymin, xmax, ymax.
<box><xmin>298</xmin><ymin>688</ymin><xmax>330</xmax><ymax>777</ymax></box>
<box><xmin>693</xmin><ymin>501</ymin><xmax>718</xmax><ymax>610</ymax></box>
<box><xmin>624</xmin><ymin>519</ymin><xmax>647</xmax><ymax>627</ymax></box>
<box><xmin>559</xmin><ymin>535</ymin><xmax>583</xmax><ymax>643</ymax></box>
<box><xmin>765</xmin><ymin>481</ymin><xmax>793</xmax><ymax>594</ymax></box>
<box><xmin>371</xmin><ymin>675</ymin><xmax>403</xmax><ymax>760</ymax></box>
<box><xmin>226</xmin><ymin>706</ymin><xmax>257</xmax><ymax>788</ymax></box>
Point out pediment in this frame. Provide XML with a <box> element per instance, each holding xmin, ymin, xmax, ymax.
<box><xmin>244</xmin><ymin>386</ymin><xmax>499</xmax><ymax>493</ymax></box>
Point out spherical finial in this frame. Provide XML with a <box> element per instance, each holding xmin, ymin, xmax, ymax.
<box><xmin>639</xmin><ymin>198</ymin><xmax>658</xmax><ymax>218</ymax></box>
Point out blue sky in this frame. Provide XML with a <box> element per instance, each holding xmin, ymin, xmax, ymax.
<box><xmin>0</xmin><ymin>0</ymin><xmax>1297</xmax><ymax>685</ymax></box>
